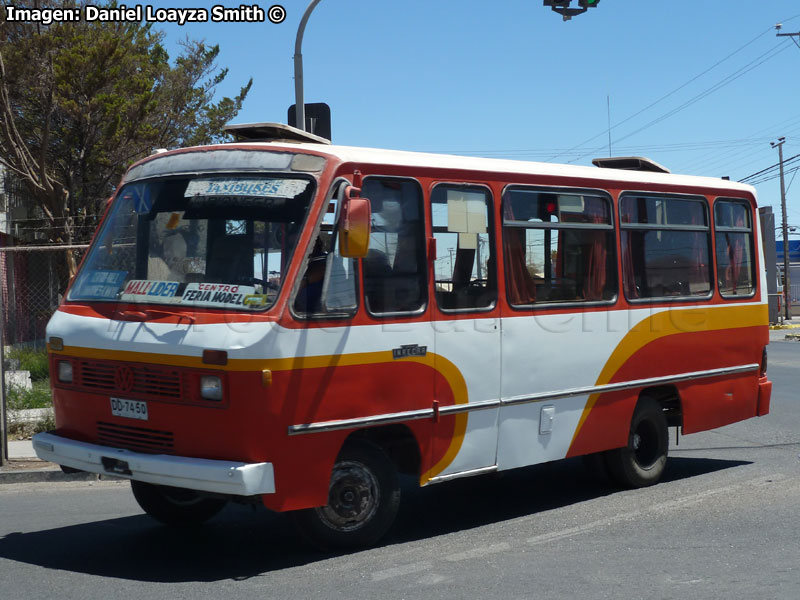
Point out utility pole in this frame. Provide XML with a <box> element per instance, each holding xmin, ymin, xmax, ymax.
<box><xmin>771</xmin><ymin>137</ymin><xmax>791</xmax><ymax>320</ymax></box>
<box><xmin>776</xmin><ymin>24</ymin><xmax>800</xmax><ymax>50</ymax></box>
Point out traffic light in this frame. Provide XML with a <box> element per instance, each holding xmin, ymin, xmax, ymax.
<box><xmin>544</xmin><ymin>0</ymin><xmax>600</xmax><ymax>20</ymax></box>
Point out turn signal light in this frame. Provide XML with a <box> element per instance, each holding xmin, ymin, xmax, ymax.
<box><xmin>202</xmin><ymin>349</ymin><xmax>228</xmax><ymax>366</ymax></box>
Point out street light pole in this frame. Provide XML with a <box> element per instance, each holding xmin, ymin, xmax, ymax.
<box><xmin>294</xmin><ymin>0</ymin><xmax>325</xmax><ymax>132</ymax></box>
<box><xmin>772</xmin><ymin>137</ymin><xmax>791</xmax><ymax>320</ymax></box>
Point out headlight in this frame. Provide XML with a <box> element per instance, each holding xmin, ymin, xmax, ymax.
<box><xmin>57</xmin><ymin>360</ymin><xmax>73</xmax><ymax>383</ymax></box>
<box><xmin>200</xmin><ymin>375</ymin><xmax>223</xmax><ymax>401</ymax></box>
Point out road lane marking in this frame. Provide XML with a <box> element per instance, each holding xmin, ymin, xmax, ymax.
<box><xmin>527</xmin><ymin>474</ymin><xmax>788</xmax><ymax>547</ymax></box>
<box><xmin>371</xmin><ymin>562</ymin><xmax>431</xmax><ymax>582</ymax></box>
<box><xmin>444</xmin><ymin>542</ymin><xmax>511</xmax><ymax>562</ymax></box>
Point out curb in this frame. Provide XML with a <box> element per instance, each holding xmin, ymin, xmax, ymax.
<box><xmin>769</xmin><ymin>323</ymin><xmax>800</xmax><ymax>330</ymax></box>
<box><xmin>0</xmin><ymin>469</ymin><xmax>100</xmax><ymax>485</ymax></box>
<box><xmin>0</xmin><ymin>463</ymin><xmax>100</xmax><ymax>485</ymax></box>
<box><xmin>7</xmin><ymin>407</ymin><xmax>54</xmax><ymax>425</ymax></box>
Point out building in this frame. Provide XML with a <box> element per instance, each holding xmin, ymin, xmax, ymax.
<box><xmin>776</xmin><ymin>239</ymin><xmax>800</xmax><ymax>317</ymax></box>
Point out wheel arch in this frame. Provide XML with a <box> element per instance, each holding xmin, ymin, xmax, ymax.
<box><xmin>345</xmin><ymin>424</ymin><xmax>422</xmax><ymax>477</ymax></box>
<box><xmin>637</xmin><ymin>384</ymin><xmax>682</xmax><ymax>428</ymax></box>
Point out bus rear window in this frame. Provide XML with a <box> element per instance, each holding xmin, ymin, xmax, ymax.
<box><xmin>715</xmin><ymin>199</ymin><xmax>755</xmax><ymax>297</ymax></box>
<box><xmin>69</xmin><ymin>175</ymin><xmax>315</xmax><ymax>311</ymax></box>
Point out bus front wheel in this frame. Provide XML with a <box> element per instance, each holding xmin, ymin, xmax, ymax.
<box><xmin>605</xmin><ymin>397</ymin><xmax>668</xmax><ymax>488</ymax></box>
<box><xmin>290</xmin><ymin>440</ymin><xmax>401</xmax><ymax>550</ymax></box>
<box><xmin>130</xmin><ymin>480</ymin><xmax>227</xmax><ymax>526</ymax></box>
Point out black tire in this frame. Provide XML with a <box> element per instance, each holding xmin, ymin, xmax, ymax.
<box><xmin>290</xmin><ymin>440</ymin><xmax>401</xmax><ymax>551</ymax></box>
<box><xmin>605</xmin><ymin>397</ymin><xmax>668</xmax><ymax>488</ymax></box>
<box><xmin>130</xmin><ymin>480</ymin><xmax>227</xmax><ymax>526</ymax></box>
<box><xmin>582</xmin><ymin>451</ymin><xmax>612</xmax><ymax>482</ymax></box>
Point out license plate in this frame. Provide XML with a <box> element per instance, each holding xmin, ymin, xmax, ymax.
<box><xmin>110</xmin><ymin>397</ymin><xmax>149</xmax><ymax>421</ymax></box>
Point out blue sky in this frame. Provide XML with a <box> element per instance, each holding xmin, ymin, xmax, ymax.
<box><xmin>150</xmin><ymin>0</ymin><xmax>800</xmax><ymax>235</ymax></box>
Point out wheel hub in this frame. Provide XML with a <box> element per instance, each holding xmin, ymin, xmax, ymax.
<box><xmin>316</xmin><ymin>461</ymin><xmax>380</xmax><ymax>532</ymax></box>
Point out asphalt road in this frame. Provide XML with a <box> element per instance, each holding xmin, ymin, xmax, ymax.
<box><xmin>0</xmin><ymin>340</ymin><xmax>798</xmax><ymax>600</ymax></box>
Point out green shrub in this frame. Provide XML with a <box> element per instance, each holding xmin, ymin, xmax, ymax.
<box><xmin>8</xmin><ymin>412</ymin><xmax>55</xmax><ymax>439</ymax></box>
<box><xmin>7</xmin><ymin>347</ymin><xmax>50</xmax><ymax>381</ymax></box>
<box><xmin>6</xmin><ymin>379</ymin><xmax>52</xmax><ymax>411</ymax></box>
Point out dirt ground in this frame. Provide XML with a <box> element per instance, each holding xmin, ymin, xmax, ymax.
<box><xmin>0</xmin><ymin>458</ymin><xmax>57</xmax><ymax>471</ymax></box>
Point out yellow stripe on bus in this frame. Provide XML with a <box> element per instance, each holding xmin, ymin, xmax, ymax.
<box><xmin>569</xmin><ymin>303</ymin><xmax>768</xmax><ymax>449</ymax></box>
<box><xmin>50</xmin><ymin>344</ymin><xmax>469</xmax><ymax>484</ymax></box>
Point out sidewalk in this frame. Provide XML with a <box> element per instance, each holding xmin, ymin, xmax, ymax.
<box><xmin>0</xmin><ymin>439</ymin><xmax>98</xmax><ymax>484</ymax></box>
<box><xmin>8</xmin><ymin>439</ymin><xmax>35</xmax><ymax>459</ymax></box>
<box><xmin>770</xmin><ymin>317</ymin><xmax>800</xmax><ymax>342</ymax></box>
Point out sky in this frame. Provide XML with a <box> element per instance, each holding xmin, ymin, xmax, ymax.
<box><xmin>143</xmin><ymin>0</ymin><xmax>800</xmax><ymax>236</ymax></box>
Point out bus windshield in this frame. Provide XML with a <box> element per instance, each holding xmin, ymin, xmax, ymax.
<box><xmin>69</xmin><ymin>174</ymin><xmax>316</xmax><ymax>311</ymax></box>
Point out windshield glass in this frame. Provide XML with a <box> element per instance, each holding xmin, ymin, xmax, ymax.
<box><xmin>69</xmin><ymin>174</ymin><xmax>315</xmax><ymax>311</ymax></box>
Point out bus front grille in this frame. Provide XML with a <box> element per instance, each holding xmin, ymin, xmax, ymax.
<box><xmin>79</xmin><ymin>360</ymin><xmax>182</xmax><ymax>399</ymax></box>
<box><xmin>97</xmin><ymin>421</ymin><xmax>175</xmax><ymax>454</ymax></box>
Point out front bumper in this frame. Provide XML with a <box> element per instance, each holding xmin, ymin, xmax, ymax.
<box><xmin>32</xmin><ymin>432</ymin><xmax>275</xmax><ymax>496</ymax></box>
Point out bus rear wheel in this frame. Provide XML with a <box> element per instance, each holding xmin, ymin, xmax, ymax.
<box><xmin>130</xmin><ymin>480</ymin><xmax>227</xmax><ymax>526</ymax></box>
<box><xmin>605</xmin><ymin>397</ymin><xmax>668</xmax><ymax>488</ymax></box>
<box><xmin>290</xmin><ymin>440</ymin><xmax>401</xmax><ymax>551</ymax></box>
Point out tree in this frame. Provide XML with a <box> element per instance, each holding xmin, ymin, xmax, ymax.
<box><xmin>0</xmin><ymin>1</ymin><xmax>252</xmax><ymax>274</ymax></box>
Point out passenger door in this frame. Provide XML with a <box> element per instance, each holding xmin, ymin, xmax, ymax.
<box><xmin>429</xmin><ymin>183</ymin><xmax>501</xmax><ymax>480</ymax></box>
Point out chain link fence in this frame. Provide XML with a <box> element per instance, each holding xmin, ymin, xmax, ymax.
<box><xmin>0</xmin><ymin>244</ymin><xmax>88</xmax><ymax>348</ymax></box>
<box><xmin>0</xmin><ymin>244</ymin><xmax>87</xmax><ymax>464</ymax></box>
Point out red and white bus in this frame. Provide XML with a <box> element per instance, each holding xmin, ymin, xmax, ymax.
<box><xmin>33</xmin><ymin>124</ymin><xmax>772</xmax><ymax>549</ymax></box>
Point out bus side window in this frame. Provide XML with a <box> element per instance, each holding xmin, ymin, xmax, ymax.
<box><xmin>361</xmin><ymin>177</ymin><xmax>427</xmax><ymax>315</ymax></box>
<box><xmin>714</xmin><ymin>199</ymin><xmax>755</xmax><ymax>297</ymax></box>
<box><xmin>293</xmin><ymin>185</ymin><xmax>358</xmax><ymax>317</ymax></box>
<box><xmin>431</xmin><ymin>184</ymin><xmax>496</xmax><ymax>311</ymax></box>
<box><xmin>620</xmin><ymin>195</ymin><xmax>711</xmax><ymax>300</ymax></box>
<box><xmin>502</xmin><ymin>187</ymin><xmax>616</xmax><ymax>305</ymax></box>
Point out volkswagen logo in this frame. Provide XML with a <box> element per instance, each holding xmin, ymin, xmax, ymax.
<box><xmin>115</xmin><ymin>366</ymin><xmax>135</xmax><ymax>393</ymax></box>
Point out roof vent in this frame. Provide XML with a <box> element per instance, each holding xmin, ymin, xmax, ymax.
<box><xmin>223</xmin><ymin>122</ymin><xmax>331</xmax><ymax>145</ymax></box>
<box><xmin>591</xmin><ymin>156</ymin><xmax>670</xmax><ymax>174</ymax></box>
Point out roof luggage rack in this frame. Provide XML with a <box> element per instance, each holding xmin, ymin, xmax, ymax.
<box><xmin>223</xmin><ymin>122</ymin><xmax>331</xmax><ymax>145</ymax></box>
<box><xmin>591</xmin><ymin>156</ymin><xmax>670</xmax><ymax>174</ymax></box>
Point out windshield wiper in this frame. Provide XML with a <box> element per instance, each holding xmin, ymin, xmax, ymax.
<box><xmin>145</xmin><ymin>308</ymin><xmax>196</xmax><ymax>323</ymax></box>
<box><xmin>118</xmin><ymin>308</ymin><xmax>196</xmax><ymax>323</ymax></box>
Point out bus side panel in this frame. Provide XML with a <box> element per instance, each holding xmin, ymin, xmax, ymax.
<box><xmin>261</xmin><ymin>416</ymin><xmax>437</xmax><ymax>512</ymax></box>
<box><xmin>565</xmin><ymin>389</ymin><xmax>638</xmax><ymax>458</ymax></box>
<box><xmin>679</xmin><ymin>375</ymin><xmax>759</xmax><ymax>434</ymax></box>
<box><xmin>261</xmin><ymin>361</ymin><xmax>455</xmax><ymax>512</ymax></box>
<box><xmin>673</xmin><ymin>324</ymin><xmax>767</xmax><ymax>433</ymax></box>
<box><xmin>568</xmin><ymin>324</ymin><xmax>767</xmax><ymax>455</ymax></box>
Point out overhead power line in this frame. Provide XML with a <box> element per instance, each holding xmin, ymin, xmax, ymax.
<box><xmin>745</xmin><ymin>165</ymin><xmax>800</xmax><ymax>186</ymax></box>
<box><xmin>548</xmin><ymin>23</ymin><xmax>782</xmax><ymax>162</ymax></box>
<box><xmin>739</xmin><ymin>152</ymin><xmax>800</xmax><ymax>182</ymax></box>
<box><xmin>671</xmin><ymin>111</ymin><xmax>800</xmax><ymax>174</ymax></box>
<box><xmin>568</xmin><ymin>41</ymin><xmax>794</xmax><ymax>164</ymax></box>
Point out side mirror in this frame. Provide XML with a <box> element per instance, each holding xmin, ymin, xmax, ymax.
<box><xmin>339</xmin><ymin>185</ymin><xmax>371</xmax><ymax>258</ymax></box>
